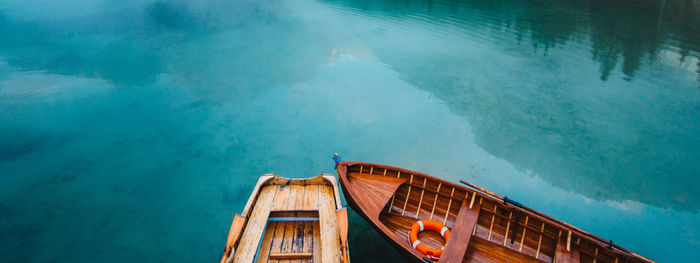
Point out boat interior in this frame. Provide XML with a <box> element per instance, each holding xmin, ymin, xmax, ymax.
<box><xmin>344</xmin><ymin>164</ymin><xmax>645</xmax><ymax>263</ymax></box>
<box><xmin>227</xmin><ymin>175</ymin><xmax>343</xmax><ymax>263</ymax></box>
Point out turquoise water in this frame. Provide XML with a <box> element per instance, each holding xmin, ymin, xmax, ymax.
<box><xmin>1</xmin><ymin>0</ymin><xmax>698</xmax><ymax>262</ymax></box>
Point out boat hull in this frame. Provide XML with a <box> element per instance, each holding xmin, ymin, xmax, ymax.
<box><xmin>336</xmin><ymin>161</ymin><xmax>655</xmax><ymax>263</ymax></box>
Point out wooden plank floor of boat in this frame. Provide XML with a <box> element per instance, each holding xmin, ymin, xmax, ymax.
<box><xmin>234</xmin><ymin>183</ymin><xmax>341</xmax><ymax>263</ymax></box>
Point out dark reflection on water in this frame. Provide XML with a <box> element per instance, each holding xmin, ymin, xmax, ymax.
<box><xmin>587</xmin><ymin>0</ymin><xmax>699</xmax><ymax>80</ymax></box>
<box><xmin>326</xmin><ymin>0</ymin><xmax>699</xmax><ymax>81</ymax></box>
<box><xmin>321</xmin><ymin>0</ymin><xmax>700</xmax><ymax>212</ymax></box>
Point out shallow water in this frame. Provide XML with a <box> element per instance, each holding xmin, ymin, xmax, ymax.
<box><xmin>0</xmin><ymin>0</ymin><xmax>698</xmax><ymax>262</ymax></box>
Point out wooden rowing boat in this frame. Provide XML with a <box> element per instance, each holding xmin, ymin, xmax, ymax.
<box><xmin>220</xmin><ymin>174</ymin><xmax>350</xmax><ymax>263</ymax></box>
<box><xmin>336</xmin><ymin>161</ymin><xmax>654</xmax><ymax>263</ymax></box>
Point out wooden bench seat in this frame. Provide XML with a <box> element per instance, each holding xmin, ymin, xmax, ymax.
<box><xmin>439</xmin><ymin>198</ymin><xmax>481</xmax><ymax>263</ymax></box>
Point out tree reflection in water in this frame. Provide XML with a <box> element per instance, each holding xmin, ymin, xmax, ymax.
<box><xmin>325</xmin><ymin>0</ymin><xmax>699</xmax><ymax>211</ymax></box>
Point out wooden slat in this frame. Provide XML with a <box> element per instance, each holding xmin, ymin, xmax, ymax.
<box><xmin>234</xmin><ymin>185</ymin><xmax>278</xmax><ymax>263</ymax></box>
<box><xmin>312</xmin><ymin>221</ymin><xmax>321</xmax><ymax>263</ymax></box>
<box><xmin>400</xmin><ymin>180</ymin><xmax>465</xmax><ymax>200</ymax></box>
<box><xmin>300</xmin><ymin>185</ymin><xmax>320</xmax><ymax>263</ymax></box>
<box><xmin>268</xmin><ymin>221</ymin><xmax>287</xmax><ymax>263</ymax></box>
<box><xmin>479</xmin><ymin>207</ymin><xmax>557</xmax><ymax>240</ymax></box>
<box><xmin>519</xmin><ymin>216</ymin><xmax>529</xmax><ymax>252</ymax></box>
<box><xmin>302</xmin><ymin>185</ymin><xmax>319</xmax><ymax>210</ymax></box>
<box><xmin>302</xmin><ymin>221</ymin><xmax>315</xmax><ymax>263</ymax></box>
<box><xmin>439</xmin><ymin>198</ymin><xmax>481</xmax><ymax>263</ymax></box>
<box><xmin>487</xmin><ymin>205</ymin><xmax>497</xmax><ymax>241</ymax></box>
<box><xmin>429</xmin><ymin>183</ymin><xmax>442</xmax><ymax>220</ymax></box>
<box><xmin>443</xmin><ymin>187</ymin><xmax>455</xmax><ymax>225</ymax></box>
<box><xmin>536</xmin><ymin>222</ymin><xmax>545</xmax><ymax>259</ymax></box>
<box><xmin>287</xmin><ymin>185</ymin><xmax>305</xmax><ymax>210</ymax></box>
<box><xmin>414</xmin><ymin>178</ymin><xmax>427</xmax><ymax>219</ymax></box>
<box><xmin>272</xmin><ymin>184</ymin><xmax>292</xmax><ymax>211</ymax></box>
<box><xmin>263</xmin><ymin>184</ymin><xmax>322</xmax><ymax>263</ymax></box>
<box><xmin>386</xmin><ymin>171</ymin><xmax>399</xmax><ymax>212</ymax></box>
<box><xmin>401</xmin><ymin>175</ymin><xmax>414</xmax><ymax>216</ymax></box>
<box><xmin>269</xmin><ymin>252</ymin><xmax>313</xmax><ymax>259</ymax></box>
<box><xmin>468</xmin><ymin>191</ymin><xmax>476</xmax><ymax>209</ymax></box>
<box><xmin>319</xmin><ymin>186</ymin><xmax>340</xmax><ymax>263</ymax></box>
<box><xmin>289</xmin><ymin>221</ymin><xmax>310</xmax><ymax>263</ymax></box>
<box><xmin>555</xmin><ymin>230</ymin><xmax>580</xmax><ymax>263</ymax></box>
<box><xmin>280</xmin><ymin>221</ymin><xmax>296</xmax><ymax>259</ymax></box>
<box><xmin>503</xmin><ymin>211</ymin><xmax>513</xmax><ymax>246</ymax></box>
<box><xmin>473</xmin><ymin>198</ymin><xmax>482</xmax><ymax>236</ymax></box>
<box><xmin>594</xmin><ymin>247</ymin><xmax>599</xmax><ymax>263</ymax></box>
<box><xmin>256</xmin><ymin>222</ymin><xmax>276</xmax><ymax>263</ymax></box>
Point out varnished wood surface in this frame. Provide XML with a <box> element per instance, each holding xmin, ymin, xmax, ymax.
<box><xmin>346</xmin><ymin>173</ymin><xmax>405</xmax><ymax>219</ymax></box>
<box><xmin>222</xmin><ymin>174</ymin><xmax>346</xmax><ymax>263</ymax></box>
<box><xmin>337</xmin><ymin>161</ymin><xmax>654</xmax><ymax>263</ymax></box>
<box><xmin>464</xmin><ymin>236</ymin><xmax>542</xmax><ymax>263</ymax></box>
<box><xmin>440</xmin><ymin>196</ymin><xmax>481</xmax><ymax>263</ymax></box>
<box><xmin>555</xmin><ymin>231</ymin><xmax>580</xmax><ymax>263</ymax></box>
<box><xmin>269</xmin><ymin>252</ymin><xmax>313</xmax><ymax>259</ymax></box>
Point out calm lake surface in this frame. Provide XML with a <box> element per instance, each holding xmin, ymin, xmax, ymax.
<box><xmin>1</xmin><ymin>0</ymin><xmax>698</xmax><ymax>262</ymax></box>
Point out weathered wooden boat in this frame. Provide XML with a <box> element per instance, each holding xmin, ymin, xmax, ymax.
<box><xmin>221</xmin><ymin>174</ymin><xmax>349</xmax><ymax>263</ymax></box>
<box><xmin>336</xmin><ymin>161</ymin><xmax>654</xmax><ymax>263</ymax></box>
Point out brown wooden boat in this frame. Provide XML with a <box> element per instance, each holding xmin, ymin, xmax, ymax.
<box><xmin>336</xmin><ymin>161</ymin><xmax>654</xmax><ymax>263</ymax></box>
<box><xmin>220</xmin><ymin>174</ymin><xmax>350</xmax><ymax>263</ymax></box>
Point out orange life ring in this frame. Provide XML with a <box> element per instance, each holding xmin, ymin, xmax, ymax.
<box><xmin>408</xmin><ymin>220</ymin><xmax>451</xmax><ymax>259</ymax></box>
